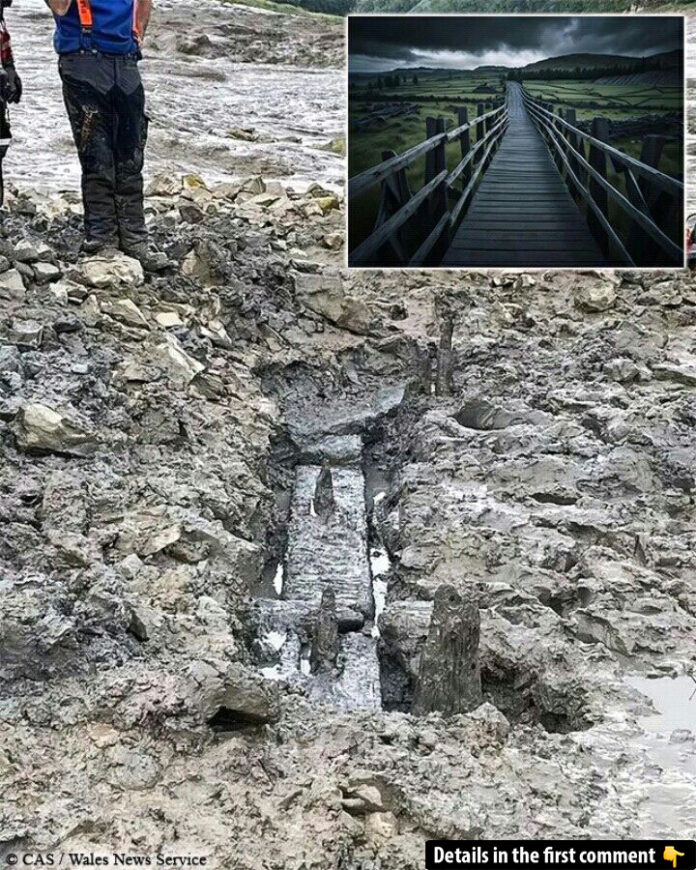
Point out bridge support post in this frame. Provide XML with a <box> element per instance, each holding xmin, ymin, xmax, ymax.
<box><xmin>475</xmin><ymin>102</ymin><xmax>485</xmax><ymax>164</ymax></box>
<box><xmin>424</xmin><ymin>116</ymin><xmax>449</xmax><ymax>259</ymax></box>
<box><xmin>564</xmin><ymin>108</ymin><xmax>582</xmax><ymax>196</ymax></box>
<box><xmin>457</xmin><ymin>107</ymin><xmax>471</xmax><ymax>193</ymax></box>
<box><xmin>626</xmin><ymin>134</ymin><xmax>679</xmax><ymax>266</ymax></box>
<box><xmin>587</xmin><ymin>116</ymin><xmax>610</xmax><ymax>257</ymax></box>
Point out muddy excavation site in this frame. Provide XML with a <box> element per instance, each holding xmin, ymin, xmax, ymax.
<box><xmin>1</xmin><ymin>1</ymin><xmax>696</xmax><ymax>868</ymax></box>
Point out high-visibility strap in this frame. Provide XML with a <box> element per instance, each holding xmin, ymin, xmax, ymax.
<box><xmin>133</xmin><ymin>1</ymin><xmax>141</xmax><ymax>43</ymax></box>
<box><xmin>76</xmin><ymin>0</ymin><xmax>93</xmax><ymax>29</ymax></box>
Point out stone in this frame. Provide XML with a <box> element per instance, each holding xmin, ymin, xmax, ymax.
<box><xmin>294</xmin><ymin>272</ymin><xmax>373</xmax><ymax>335</ymax></box>
<box><xmin>82</xmin><ymin>253</ymin><xmax>144</xmax><ymax>289</ymax></box>
<box><xmin>103</xmin><ymin>298</ymin><xmax>149</xmax><ymax>329</ymax></box>
<box><xmin>188</xmin><ymin>661</ymin><xmax>280</xmax><ymax>726</ymax></box>
<box><xmin>145</xmin><ymin>173</ymin><xmax>183</xmax><ymax>197</ymax></box>
<box><xmin>322</xmin><ymin>233</ymin><xmax>344</xmax><ymax>250</ymax></box>
<box><xmin>156</xmin><ymin>335</ymin><xmax>205</xmax><ymax>384</ymax></box>
<box><xmin>12</xmin><ymin>241</ymin><xmax>39</xmax><ymax>263</ymax></box>
<box><xmin>412</xmin><ymin>584</ymin><xmax>482</xmax><ymax>716</ymax></box>
<box><xmin>155</xmin><ymin>311</ymin><xmax>184</xmax><ymax>329</ymax></box>
<box><xmin>574</xmin><ymin>283</ymin><xmax>617</xmax><ymax>312</ymax></box>
<box><xmin>33</xmin><ymin>262</ymin><xmax>62</xmax><ymax>285</ymax></box>
<box><xmin>0</xmin><ymin>268</ymin><xmax>26</xmax><ymax>299</ymax></box>
<box><xmin>364</xmin><ymin>812</ymin><xmax>399</xmax><ymax>843</ymax></box>
<box><xmin>8</xmin><ymin>320</ymin><xmax>43</xmax><ymax>349</ymax></box>
<box><xmin>14</xmin><ymin>403</ymin><xmax>97</xmax><ymax>456</ymax></box>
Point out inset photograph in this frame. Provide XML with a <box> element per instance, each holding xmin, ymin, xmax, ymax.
<box><xmin>348</xmin><ymin>15</ymin><xmax>685</xmax><ymax>269</ymax></box>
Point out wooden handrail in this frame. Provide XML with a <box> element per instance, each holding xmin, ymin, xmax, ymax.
<box><xmin>349</xmin><ymin>168</ymin><xmax>448</xmax><ymax>265</ymax></box>
<box><xmin>349</xmin><ymin>103</ymin><xmax>505</xmax><ymax>202</ymax></box>
<box><xmin>525</xmin><ymin>98</ymin><xmax>682</xmax><ymax>263</ymax></box>
<box><xmin>408</xmin><ymin>112</ymin><xmax>509</xmax><ymax>267</ymax></box>
<box><xmin>526</xmin><ymin>105</ymin><xmax>633</xmax><ymax>265</ymax></box>
<box><xmin>521</xmin><ymin>89</ymin><xmax>683</xmax><ymax>198</ymax></box>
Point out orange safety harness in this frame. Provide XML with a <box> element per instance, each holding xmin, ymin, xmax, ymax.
<box><xmin>75</xmin><ymin>0</ymin><xmax>141</xmax><ymax>45</ymax></box>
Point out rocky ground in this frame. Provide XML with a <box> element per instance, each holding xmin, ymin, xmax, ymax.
<box><xmin>1</xmin><ymin>2</ymin><xmax>696</xmax><ymax>868</ymax></box>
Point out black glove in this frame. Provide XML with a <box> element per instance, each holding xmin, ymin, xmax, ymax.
<box><xmin>3</xmin><ymin>66</ymin><xmax>20</xmax><ymax>103</ymax></box>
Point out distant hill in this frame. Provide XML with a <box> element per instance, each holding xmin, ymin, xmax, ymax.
<box><xmin>523</xmin><ymin>49</ymin><xmax>681</xmax><ymax>73</ymax></box>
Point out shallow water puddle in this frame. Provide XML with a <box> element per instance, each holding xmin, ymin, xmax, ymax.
<box><xmin>626</xmin><ymin>675</ymin><xmax>696</xmax><ymax>734</ymax></box>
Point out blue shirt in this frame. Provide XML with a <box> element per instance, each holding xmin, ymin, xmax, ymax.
<box><xmin>54</xmin><ymin>0</ymin><xmax>138</xmax><ymax>55</ymax></box>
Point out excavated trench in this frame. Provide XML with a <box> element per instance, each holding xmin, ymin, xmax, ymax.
<box><xmin>246</xmin><ymin>339</ymin><xmax>595</xmax><ymax>732</ymax></box>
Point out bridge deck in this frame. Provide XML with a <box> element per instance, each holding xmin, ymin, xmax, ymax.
<box><xmin>442</xmin><ymin>83</ymin><xmax>606</xmax><ymax>268</ymax></box>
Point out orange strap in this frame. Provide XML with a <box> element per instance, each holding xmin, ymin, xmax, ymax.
<box><xmin>76</xmin><ymin>0</ymin><xmax>93</xmax><ymax>29</ymax></box>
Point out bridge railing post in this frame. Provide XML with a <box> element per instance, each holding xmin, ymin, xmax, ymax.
<box><xmin>587</xmin><ymin>116</ymin><xmax>610</xmax><ymax>256</ymax></box>
<box><xmin>457</xmin><ymin>106</ymin><xmax>471</xmax><ymax>193</ymax></box>
<box><xmin>424</xmin><ymin>115</ymin><xmax>449</xmax><ymax>257</ymax></box>
<box><xmin>475</xmin><ymin>102</ymin><xmax>485</xmax><ymax>163</ymax></box>
<box><xmin>564</xmin><ymin>107</ymin><xmax>582</xmax><ymax>197</ymax></box>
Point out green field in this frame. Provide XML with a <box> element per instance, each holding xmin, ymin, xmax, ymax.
<box><xmin>348</xmin><ymin>73</ymin><xmax>683</xmax><ymax>256</ymax></box>
<box><xmin>348</xmin><ymin>70</ymin><xmax>507</xmax><ymax>251</ymax></box>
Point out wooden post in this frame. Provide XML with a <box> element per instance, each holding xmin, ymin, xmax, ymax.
<box><xmin>587</xmin><ymin>117</ymin><xmax>610</xmax><ymax>255</ymax></box>
<box><xmin>372</xmin><ymin>148</ymin><xmax>413</xmax><ymax>264</ymax></box>
<box><xmin>424</xmin><ymin>116</ymin><xmax>448</xmax><ymax>243</ymax></box>
<box><xmin>475</xmin><ymin>102</ymin><xmax>485</xmax><ymax>162</ymax></box>
<box><xmin>629</xmin><ymin>134</ymin><xmax>680</xmax><ymax>265</ymax></box>
<box><xmin>458</xmin><ymin>106</ymin><xmax>471</xmax><ymax>192</ymax></box>
<box><xmin>565</xmin><ymin>107</ymin><xmax>580</xmax><ymax>196</ymax></box>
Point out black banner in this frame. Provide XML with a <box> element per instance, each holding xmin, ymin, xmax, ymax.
<box><xmin>425</xmin><ymin>841</ymin><xmax>696</xmax><ymax>870</ymax></box>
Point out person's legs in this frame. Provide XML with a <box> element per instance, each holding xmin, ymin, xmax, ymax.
<box><xmin>60</xmin><ymin>54</ymin><xmax>118</xmax><ymax>249</ymax></box>
<box><xmin>112</xmin><ymin>57</ymin><xmax>148</xmax><ymax>250</ymax></box>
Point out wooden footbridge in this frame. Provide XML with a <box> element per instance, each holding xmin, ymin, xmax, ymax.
<box><xmin>349</xmin><ymin>81</ymin><xmax>684</xmax><ymax>269</ymax></box>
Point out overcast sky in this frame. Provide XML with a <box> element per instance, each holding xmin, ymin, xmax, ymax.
<box><xmin>348</xmin><ymin>16</ymin><xmax>683</xmax><ymax>73</ymax></box>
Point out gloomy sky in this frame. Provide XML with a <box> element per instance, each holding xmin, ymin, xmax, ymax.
<box><xmin>348</xmin><ymin>16</ymin><xmax>683</xmax><ymax>73</ymax></box>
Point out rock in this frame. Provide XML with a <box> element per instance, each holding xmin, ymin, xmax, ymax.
<box><xmin>12</xmin><ymin>241</ymin><xmax>39</xmax><ymax>264</ymax></box>
<box><xmin>81</xmin><ymin>253</ymin><xmax>144</xmax><ymax>289</ymax></box>
<box><xmin>145</xmin><ymin>173</ymin><xmax>183</xmax><ymax>197</ymax></box>
<box><xmin>322</xmin><ymin>233</ymin><xmax>343</xmax><ymax>250</ymax></box>
<box><xmin>188</xmin><ymin>661</ymin><xmax>280</xmax><ymax>726</ymax></box>
<box><xmin>653</xmin><ymin>363</ymin><xmax>696</xmax><ymax>387</ymax></box>
<box><xmin>0</xmin><ymin>268</ymin><xmax>26</xmax><ymax>299</ymax></box>
<box><xmin>103</xmin><ymin>298</ymin><xmax>149</xmax><ymax>329</ymax></box>
<box><xmin>228</xmin><ymin>126</ymin><xmax>259</xmax><ymax>142</ymax></box>
<box><xmin>315</xmin><ymin>195</ymin><xmax>340</xmax><ymax>214</ymax></box>
<box><xmin>182</xmin><ymin>242</ymin><xmax>220</xmax><ymax>286</ymax></box>
<box><xmin>574</xmin><ymin>283</ymin><xmax>617</xmax><ymax>312</ymax></box>
<box><xmin>412</xmin><ymin>584</ymin><xmax>482</xmax><ymax>716</ymax></box>
<box><xmin>33</xmin><ymin>262</ymin><xmax>62</xmax><ymax>285</ymax></box>
<box><xmin>320</xmin><ymin>138</ymin><xmax>346</xmax><ymax>156</ymax></box>
<box><xmin>156</xmin><ymin>335</ymin><xmax>205</xmax><ymax>384</ymax></box>
<box><xmin>294</xmin><ymin>272</ymin><xmax>373</xmax><ymax>335</ymax></box>
<box><xmin>8</xmin><ymin>320</ymin><xmax>43</xmax><ymax>349</ymax></box>
<box><xmin>155</xmin><ymin>310</ymin><xmax>184</xmax><ymax>329</ymax></box>
<box><xmin>14</xmin><ymin>403</ymin><xmax>97</xmax><ymax>456</ymax></box>
<box><xmin>104</xmin><ymin>746</ymin><xmax>161</xmax><ymax>790</ymax></box>
<box><xmin>364</xmin><ymin>812</ymin><xmax>399</xmax><ymax>843</ymax></box>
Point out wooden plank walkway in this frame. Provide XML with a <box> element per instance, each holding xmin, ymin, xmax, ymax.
<box><xmin>442</xmin><ymin>82</ymin><xmax>606</xmax><ymax>268</ymax></box>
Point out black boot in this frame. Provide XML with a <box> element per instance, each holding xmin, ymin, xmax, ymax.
<box><xmin>121</xmin><ymin>241</ymin><xmax>170</xmax><ymax>272</ymax></box>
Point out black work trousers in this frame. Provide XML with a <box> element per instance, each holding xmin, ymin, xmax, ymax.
<box><xmin>59</xmin><ymin>52</ymin><xmax>149</xmax><ymax>248</ymax></box>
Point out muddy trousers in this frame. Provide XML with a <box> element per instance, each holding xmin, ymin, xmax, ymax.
<box><xmin>59</xmin><ymin>52</ymin><xmax>149</xmax><ymax>248</ymax></box>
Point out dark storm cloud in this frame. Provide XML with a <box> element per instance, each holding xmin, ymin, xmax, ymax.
<box><xmin>348</xmin><ymin>16</ymin><xmax>683</xmax><ymax>71</ymax></box>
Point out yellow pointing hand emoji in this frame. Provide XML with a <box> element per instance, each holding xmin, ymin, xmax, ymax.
<box><xmin>664</xmin><ymin>846</ymin><xmax>685</xmax><ymax>868</ymax></box>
